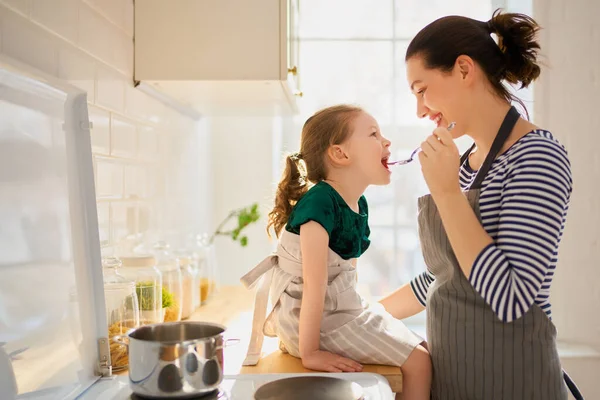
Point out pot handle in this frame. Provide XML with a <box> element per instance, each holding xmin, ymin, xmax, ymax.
<box><xmin>111</xmin><ymin>335</ymin><xmax>129</xmax><ymax>346</ymax></box>
<box><xmin>111</xmin><ymin>328</ymin><xmax>136</xmax><ymax>346</ymax></box>
<box><xmin>216</xmin><ymin>338</ymin><xmax>240</xmax><ymax>350</ymax></box>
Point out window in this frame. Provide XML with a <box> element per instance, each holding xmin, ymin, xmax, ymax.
<box><xmin>282</xmin><ymin>1</ymin><xmax>533</xmax><ymax>323</ymax></box>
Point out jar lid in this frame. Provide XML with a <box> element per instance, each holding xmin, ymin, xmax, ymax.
<box><xmin>102</xmin><ymin>256</ymin><xmax>123</xmax><ymax>269</ymax></box>
<box><xmin>177</xmin><ymin>256</ymin><xmax>192</xmax><ymax>264</ymax></box>
<box><xmin>102</xmin><ymin>257</ymin><xmax>136</xmax><ymax>287</ymax></box>
<box><xmin>120</xmin><ymin>255</ymin><xmax>157</xmax><ymax>267</ymax></box>
<box><xmin>172</xmin><ymin>249</ymin><xmax>192</xmax><ymax>265</ymax></box>
<box><xmin>157</xmin><ymin>260</ymin><xmax>178</xmax><ymax>272</ymax></box>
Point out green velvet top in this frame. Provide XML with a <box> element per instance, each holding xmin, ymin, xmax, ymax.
<box><xmin>285</xmin><ymin>181</ymin><xmax>371</xmax><ymax>259</ymax></box>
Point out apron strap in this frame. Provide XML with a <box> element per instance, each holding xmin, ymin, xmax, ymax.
<box><xmin>240</xmin><ymin>255</ymin><xmax>277</xmax><ymax>366</ymax></box>
<box><xmin>462</xmin><ymin>106</ymin><xmax>521</xmax><ymax>190</ymax></box>
<box><xmin>564</xmin><ymin>370</ymin><xmax>585</xmax><ymax>399</ymax></box>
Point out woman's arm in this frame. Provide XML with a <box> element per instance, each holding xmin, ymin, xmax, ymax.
<box><xmin>298</xmin><ymin>221</ymin><xmax>363</xmax><ymax>372</ymax></box>
<box><xmin>434</xmin><ymin>140</ymin><xmax>572</xmax><ymax>322</ymax></box>
<box><xmin>379</xmin><ymin>282</ymin><xmax>426</xmax><ymax>320</ymax></box>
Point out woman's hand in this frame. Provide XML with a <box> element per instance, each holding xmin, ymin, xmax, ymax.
<box><xmin>301</xmin><ymin>350</ymin><xmax>363</xmax><ymax>373</ymax></box>
<box><xmin>418</xmin><ymin>126</ymin><xmax>461</xmax><ymax>199</ymax></box>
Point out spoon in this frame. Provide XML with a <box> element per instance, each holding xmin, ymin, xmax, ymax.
<box><xmin>387</xmin><ymin>122</ymin><xmax>456</xmax><ymax>166</ymax></box>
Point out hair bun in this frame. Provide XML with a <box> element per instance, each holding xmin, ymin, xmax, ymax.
<box><xmin>489</xmin><ymin>9</ymin><xmax>541</xmax><ymax>88</ymax></box>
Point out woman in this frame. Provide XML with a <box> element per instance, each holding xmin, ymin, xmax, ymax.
<box><xmin>380</xmin><ymin>10</ymin><xmax>581</xmax><ymax>399</ymax></box>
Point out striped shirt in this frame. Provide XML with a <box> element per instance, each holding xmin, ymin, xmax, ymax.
<box><xmin>411</xmin><ymin>130</ymin><xmax>572</xmax><ymax>322</ymax></box>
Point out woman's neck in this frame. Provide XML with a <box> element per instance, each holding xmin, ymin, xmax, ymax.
<box><xmin>465</xmin><ymin>98</ymin><xmax>538</xmax><ymax>169</ymax></box>
<box><xmin>323</xmin><ymin>173</ymin><xmax>367</xmax><ymax>213</ymax></box>
<box><xmin>465</xmin><ymin>98</ymin><xmax>512</xmax><ymax>158</ymax></box>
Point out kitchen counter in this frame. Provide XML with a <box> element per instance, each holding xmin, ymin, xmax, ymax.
<box><xmin>188</xmin><ymin>286</ymin><xmax>403</xmax><ymax>393</ymax></box>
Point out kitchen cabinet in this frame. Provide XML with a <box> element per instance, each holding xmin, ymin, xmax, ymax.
<box><xmin>134</xmin><ymin>0</ymin><xmax>301</xmax><ymax>116</ymax></box>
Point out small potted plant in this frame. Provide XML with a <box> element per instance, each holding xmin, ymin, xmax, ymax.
<box><xmin>209</xmin><ymin>203</ymin><xmax>261</xmax><ymax>247</ymax></box>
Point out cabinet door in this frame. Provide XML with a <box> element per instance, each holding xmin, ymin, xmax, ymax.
<box><xmin>0</xmin><ymin>57</ymin><xmax>105</xmax><ymax>399</ymax></box>
<box><xmin>286</xmin><ymin>0</ymin><xmax>301</xmax><ymax>93</ymax></box>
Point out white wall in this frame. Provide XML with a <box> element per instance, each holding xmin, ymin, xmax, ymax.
<box><xmin>534</xmin><ymin>0</ymin><xmax>600</xmax><ymax>397</ymax></box>
<box><xmin>0</xmin><ymin>0</ymin><xmax>211</xmax><ymax>249</ymax></box>
<box><xmin>208</xmin><ymin>116</ymin><xmax>284</xmax><ymax>285</ymax></box>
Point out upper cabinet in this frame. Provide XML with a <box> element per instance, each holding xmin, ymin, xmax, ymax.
<box><xmin>134</xmin><ymin>0</ymin><xmax>301</xmax><ymax>116</ymax></box>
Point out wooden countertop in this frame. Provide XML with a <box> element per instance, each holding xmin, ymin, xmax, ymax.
<box><xmin>189</xmin><ymin>286</ymin><xmax>403</xmax><ymax>393</ymax></box>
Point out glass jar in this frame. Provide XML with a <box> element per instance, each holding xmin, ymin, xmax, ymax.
<box><xmin>179</xmin><ymin>240</ymin><xmax>205</xmax><ymax>310</ymax></box>
<box><xmin>119</xmin><ymin>255</ymin><xmax>162</xmax><ymax>325</ymax></box>
<box><xmin>152</xmin><ymin>241</ymin><xmax>183</xmax><ymax>322</ymax></box>
<box><xmin>189</xmin><ymin>257</ymin><xmax>202</xmax><ymax>310</ymax></box>
<box><xmin>102</xmin><ymin>257</ymin><xmax>140</xmax><ymax>372</ymax></box>
<box><xmin>174</xmin><ymin>254</ymin><xmax>196</xmax><ymax>320</ymax></box>
<box><xmin>192</xmin><ymin>234</ymin><xmax>218</xmax><ymax>304</ymax></box>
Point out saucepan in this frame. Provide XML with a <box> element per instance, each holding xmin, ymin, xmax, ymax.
<box><xmin>113</xmin><ymin>321</ymin><xmax>239</xmax><ymax>398</ymax></box>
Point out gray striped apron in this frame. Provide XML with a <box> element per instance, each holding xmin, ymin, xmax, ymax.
<box><xmin>240</xmin><ymin>230</ymin><xmax>424</xmax><ymax>367</ymax></box>
<box><xmin>418</xmin><ymin>106</ymin><xmax>570</xmax><ymax>399</ymax></box>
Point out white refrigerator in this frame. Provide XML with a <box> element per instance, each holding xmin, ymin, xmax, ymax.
<box><xmin>0</xmin><ymin>54</ymin><xmax>107</xmax><ymax>399</ymax></box>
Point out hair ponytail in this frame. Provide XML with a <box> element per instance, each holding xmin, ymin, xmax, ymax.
<box><xmin>267</xmin><ymin>154</ymin><xmax>308</xmax><ymax>238</ymax></box>
<box><xmin>488</xmin><ymin>9</ymin><xmax>541</xmax><ymax>89</ymax></box>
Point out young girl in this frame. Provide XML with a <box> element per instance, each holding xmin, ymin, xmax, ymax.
<box><xmin>241</xmin><ymin>105</ymin><xmax>431</xmax><ymax>399</ymax></box>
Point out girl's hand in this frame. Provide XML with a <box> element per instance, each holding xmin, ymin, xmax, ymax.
<box><xmin>418</xmin><ymin>126</ymin><xmax>461</xmax><ymax>199</ymax></box>
<box><xmin>301</xmin><ymin>350</ymin><xmax>363</xmax><ymax>373</ymax></box>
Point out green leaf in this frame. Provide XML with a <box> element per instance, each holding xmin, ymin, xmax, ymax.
<box><xmin>212</xmin><ymin>202</ymin><xmax>261</xmax><ymax>247</ymax></box>
<box><xmin>240</xmin><ymin>236</ymin><xmax>248</xmax><ymax>246</ymax></box>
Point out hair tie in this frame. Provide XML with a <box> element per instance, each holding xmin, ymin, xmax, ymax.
<box><xmin>486</xmin><ymin>20</ymin><xmax>507</xmax><ymax>54</ymax></box>
<box><xmin>289</xmin><ymin>152</ymin><xmax>303</xmax><ymax>162</ymax></box>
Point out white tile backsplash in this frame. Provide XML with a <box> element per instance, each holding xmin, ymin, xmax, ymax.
<box><xmin>96</xmin><ymin>66</ymin><xmax>125</xmax><ymax>112</ymax></box>
<box><xmin>0</xmin><ymin>0</ymin><xmax>31</xmax><ymax>17</ymax></box>
<box><xmin>78</xmin><ymin>3</ymin><xmax>118</xmax><ymax>69</ymax></box>
<box><xmin>123</xmin><ymin>0</ymin><xmax>133</xmax><ymax>36</ymax></box>
<box><xmin>84</xmin><ymin>0</ymin><xmax>127</xmax><ymax>33</ymax></box>
<box><xmin>96</xmin><ymin>201</ymin><xmax>110</xmax><ymax>245</ymax></box>
<box><xmin>58</xmin><ymin>47</ymin><xmax>96</xmax><ymax>96</ymax></box>
<box><xmin>31</xmin><ymin>0</ymin><xmax>79</xmax><ymax>44</ymax></box>
<box><xmin>88</xmin><ymin>106</ymin><xmax>110</xmax><ymax>154</ymax></box>
<box><xmin>125</xmin><ymin>85</ymin><xmax>165</xmax><ymax>125</ymax></box>
<box><xmin>112</xmin><ymin>28</ymin><xmax>133</xmax><ymax>75</ymax></box>
<box><xmin>124</xmin><ymin>165</ymin><xmax>146</xmax><ymax>199</ymax></box>
<box><xmin>138</xmin><ymin>125</ymin><xmax>159</xmax><ymax>161</ymax></box>
<box><xmin>145</xmin><ymin>165</ymin><xmax>163</xmax><ymax>199</ymax></box>
<box><xmin>110</xmin><ymin>201</ymin><xmax>137</xmax><ymax>242</ymax></box>
<box><xmin>1</xmin><ymin>4</ymin><xmax>58</xmax><ymax>75</ymax></box>
<box><xmin>110</xmin><ymin>115</ymin><xmax>137</xmax><ymax>158</ymax></box>
<box><xmin>96</xmin><ymin>159</ymin><xmax>123</xmax><ymax>199</ymax></box>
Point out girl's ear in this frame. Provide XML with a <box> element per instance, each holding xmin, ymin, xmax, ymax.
<box><xmin>326</xmin><ymin>144</ymin><xmax>350</xmax><ymax>166</ymax></box>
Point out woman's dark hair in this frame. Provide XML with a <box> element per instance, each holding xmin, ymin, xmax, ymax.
<box><xmin>406</xmin><ymin>9</ymin><xmax>541</xmax><ymax>114</ymax></box>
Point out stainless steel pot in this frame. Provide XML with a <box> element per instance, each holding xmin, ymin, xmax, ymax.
<box><xmin>114</xmin><ymin>321</ymin><xmax>238</xmax><ymax>398</ymax></box>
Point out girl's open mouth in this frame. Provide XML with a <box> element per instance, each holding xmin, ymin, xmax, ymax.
<box><xmin>381</xmin><ymin>156</ymin><xmax>390</xmax><ymax>170</ymax></box>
